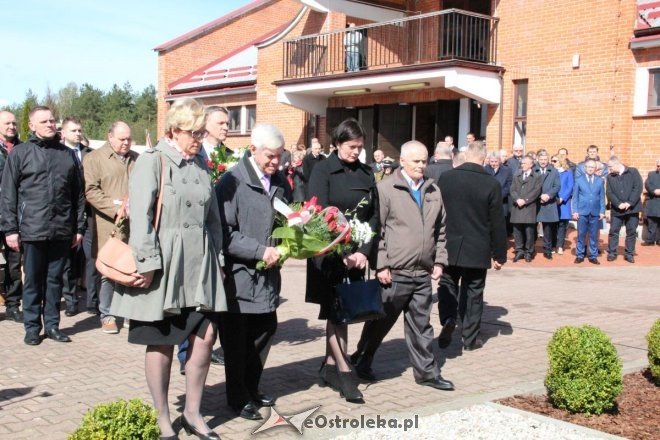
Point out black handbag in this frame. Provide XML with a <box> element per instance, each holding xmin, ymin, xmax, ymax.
<box><xmin>332</xmin><ymin>278</ymin><xmax>385</xmax><ymax>325</ymax></box>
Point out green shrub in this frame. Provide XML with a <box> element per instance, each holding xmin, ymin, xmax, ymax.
<box><xmin>545</xmin><ymin>325</ymin><xmax>622</xmax><ymax>415</ymax></box>
<box><xmin>69</xmin><ymin>398</ymin><xmax>160</xmax><ymax>440</ymax></box>
<box><xmin>648</xmin><ymin>318</ymin><xmax>660</xmax><ymax>385</ymax></box>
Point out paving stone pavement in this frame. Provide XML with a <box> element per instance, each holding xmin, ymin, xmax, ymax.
<box><xmin>0</xmin><ymin>260</ymin><xmax>658</xmax><ymax>440</ymax></box>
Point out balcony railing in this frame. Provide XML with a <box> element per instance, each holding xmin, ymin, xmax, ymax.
<box><xmin>283</xmin><ymin>9</ymin><xmax>498</xmax><ymax>80</ymax></box>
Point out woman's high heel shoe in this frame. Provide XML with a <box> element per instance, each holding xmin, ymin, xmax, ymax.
<box><xmin>181</xmin><ymin>415</ymin><xmax>221</xmax><ymax>440</ymax></box>
<box><xmin>337</xmin><ymin>371</ymin><xmax>364</xmax><ymax>403</ymax></box>
<box><xmin>319</xmin><ymin>362</ymin><xmax>339</xmax><ymax>389</ymax></box>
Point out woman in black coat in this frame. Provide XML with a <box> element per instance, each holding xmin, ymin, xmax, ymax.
<box><xmin>305</xmin><ymin>119</ymin><xmax>379</xmax><ymax>403</ymax></box>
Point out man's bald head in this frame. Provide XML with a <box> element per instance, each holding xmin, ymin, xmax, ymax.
<box><xmin>108</xmin><ymin>121</ymin><xmax>132</xmax><ymax>156</ymax></box>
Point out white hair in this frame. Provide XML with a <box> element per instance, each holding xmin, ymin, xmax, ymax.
<box><xmin>434</xmin><ymin>142</ymin><xmax>453</xmax><ymax>158</ymax></box>
<box><xmin>251</xmin><ymin>123</ymin><xmax>284</xmax><ymax>150</ymax></box>
<box><xmin>400</xmin><ymin>140</ymin><xmax>427</xmax><ymax>159</ymax></box>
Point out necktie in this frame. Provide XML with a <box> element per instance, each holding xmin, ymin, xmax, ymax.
<box><xmin>589</xmin><ymin>176</ymin><xmax>593</xmax><ymax>185</ymax></box>
<box><xmin>261</xmin><ymin>175</ymin><xmax>271</xmax><ymax>192</ymax></box>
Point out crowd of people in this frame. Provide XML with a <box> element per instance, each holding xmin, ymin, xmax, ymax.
<box><xmin>0</xmin><ymin>102</ymin><xmax>658</xmax><ymax>439</ymax></box>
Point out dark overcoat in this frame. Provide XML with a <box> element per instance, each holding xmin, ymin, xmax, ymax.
<box><xmin>645</xmin><ymin>169</ymin><xmax>660</xmax><ymax>217</ymax></box>
<box><xmin>484</xmin><ymin>164</ymin><xmax>513</xmax><ymax>216</ymax></box>
<box><xmin>437</xmin><ymin>163</ymin><xmax>507</xmax><ymax>269</ymax></box>
<box><xmin>305</xmin><ymin>152</ymin><xmax>379</xmax><ymax>305</ymax></box>
<box><xmin>424</xmin><ymin>159</ymin><xmax>453</xmax><ymax>183</ymax></box>
<box><xmin>606</xmin><ymin>167</ymin><xmax>643</xmax><ymax>217</ymax></box>
<box><xmin>509</xmin><ymin>171</ymin><xmax>542</xmax><ymax>224</ymax></box>
<box><xmin>534</xmin><ymin>165</ymin><xmax>561</xmax><ymax>222</ymax></box>
<box><xmin>216</xmin><ymin>153</ymin><xmax>292</xmax><ymax>314</ymax></box>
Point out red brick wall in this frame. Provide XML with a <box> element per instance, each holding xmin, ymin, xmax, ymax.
<box><xmin>156</xmin><ymin>0</ymin><xmax>301</xmax><ymax>135</ymax></box>
<box><xmin>630</xmin><ymin>47</ymin><xmax>660</xmax><ymax>173</ymax></box>
<box><xmin>486</xmin><ymin>0</ymin><xmax>660</xmax><ymax>170</ymax></box>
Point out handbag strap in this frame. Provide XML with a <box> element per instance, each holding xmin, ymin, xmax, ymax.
<box><xmin>153</xmin><ymin>154</ymin><xmax>166</xmax><ymax>231</ymax></box>
<box><xmin>111</xmin><ymin>154</ymin><xmax>166</xmax><ymax>232</ymax></box>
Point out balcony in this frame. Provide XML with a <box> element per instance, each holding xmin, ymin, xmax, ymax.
<box><xmin>282</xmin><ymin>9</ymin><xmax>499</xmax><ymax>80</ymax></box>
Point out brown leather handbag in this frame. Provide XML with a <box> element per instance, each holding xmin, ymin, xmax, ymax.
<box><xmin>95</xmin><ymin>155</ymin><xmax>166</xmax><ymax>286</ymax></box>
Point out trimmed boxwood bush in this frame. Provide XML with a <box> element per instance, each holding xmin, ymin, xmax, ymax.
<box><xmin>69</xmin><ymin>398</ymin><xmax>159</xmax><ymax>440</ymax></box>
<box><xmin>545</xmin><ymin>325</ymin><xmax>622</xmax><ymax>415</ymax></box>
<box><xmin>648</xmin><ymin>318</ymin><xmax>660</xmax><ymax>385</ymax></box>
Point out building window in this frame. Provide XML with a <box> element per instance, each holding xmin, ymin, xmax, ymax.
<box><xmin>649</xmin><ymin>69</ymin><xmax>660</xmax><ymax>112</ymax></box>
<box><xmin>513</xmin><ymin>80</ymin><xmax>528</xmax><ymax>147</ymax></box>
<box><xmin>227</xmin><ymin>105</ymin><xmax>256</xmax><ymax>134</ymax></box>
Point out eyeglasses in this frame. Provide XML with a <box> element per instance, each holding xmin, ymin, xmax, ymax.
<box><xmin>181</xmin><ymin>129</ymin><xmax>207</xmax><ymax>141</ymax></box>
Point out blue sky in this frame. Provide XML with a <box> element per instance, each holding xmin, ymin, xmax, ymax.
<box><xmin>0</xmin><ymin>0</ymin><xmax>252</xmax><ymax>106</ymax></box>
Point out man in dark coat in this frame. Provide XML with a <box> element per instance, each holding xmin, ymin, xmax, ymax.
<box><xmin>424</xmin><ymin>141</ymin><xmax>454</xmax><ymax>183</ymax></box>
<box><xmin>0</xmin><ymin>110</ymin><xmax>24</xmax><ymax>323</ymax></box>
<box><xmin>0</xmin><ymin>106</ymin><xmax>86</xmax><ymax>345</ymax></box>
<box><xmin>302</xmin><ymin>140</ymin><xmax>325</xmax><ymax>187</ymax></box>
<box><xmin>534</xmin><ymin>150</ymin><xmax>561</xmax><ymax>259</ymax></box>
<box><xmin>60</xmin><ymin>116</ymin><xmax>98</xmax><ymax>317</ymax></box>
<box><xmin>216</xmin><ymin>123</ymin><xmax>292</xmax><ymax>421</ymax></box>
<box><xmin>642</xmin><ymin>158</ymin><xmax>660</xmax><ymax>246</ymax></box>
<box><xmin>436</xmin><ymin>141</ymin><xmax>507</xmax><ymax>352</ymax></box>
<box><xmin>510</xmin><ymin>156</ymin><xmax>542</xmax><ymax>262</ymax></box>
<box><xmin>606</xmin><ymin>157</ymin><xmax>643</xmax><ymax>263</ymax></box>
<box><xmin>484</xmin><ymin>151</ymin><xmax>512</xmax><ymax>219</ymax></box>
<box><xmin>505</xmin><ymin>144</ymin><xmax>524</xmax><ymax>175</ymax></box>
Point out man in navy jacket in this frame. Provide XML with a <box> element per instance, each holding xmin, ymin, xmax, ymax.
<box><xmin>571</xmin><ymin>160</ymin><xmax>606</xmax><ymax>264</ymax></box>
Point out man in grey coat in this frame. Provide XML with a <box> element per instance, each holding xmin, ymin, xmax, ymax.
<box><xmin>216</xmin><ymin>123</ymin><xmax>292</xmax><ymax>421</ymax></box>
<box><xmin>510</xmin><ymin>155</ymin><xmax>542</xmax><ymax>262</ymax></box>
<box><xmin>534</xmin><ymin>150</ymin><xmax>561</xmax><ymax>259</ymax></box>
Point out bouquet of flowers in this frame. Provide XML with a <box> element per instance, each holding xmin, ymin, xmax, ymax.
<box><xmin>256</xmin><ymin>197</ymin><xmax>374</xmax><ymax>269</ymax></box>
<box><xmin>206</xmin><ymin>144</ymin><xmax>246</xmax><ymax>183</ymax></box>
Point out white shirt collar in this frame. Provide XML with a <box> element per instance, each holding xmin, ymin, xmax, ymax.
<box><xmin>249</xmin><ymin>156</ymin><xmax>268</xmax><ymax>182</ymax></box>
<box><xmin>401</xmin><ymin>169</ymin><xmax>424</xmax><ymax>191</ymax></box>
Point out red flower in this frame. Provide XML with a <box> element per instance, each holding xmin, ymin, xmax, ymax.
<box><xmin>343</xmin><ymin>227</ymin><xmax>351</xmax><ymax>244</ymax></box>
<box><xmin>216</xmin><ymin>163</ymin><xmax>227</xmax><ymax>172</ymax></box>
<box><xmin>328</xmin><ymin>220</ymin><xmax>337</xmax><ymax>232</ymax></box>
<box><xmin>206</xmin><ymin>159</ymin><xmax>213</xmax><ymax>168</ymax></box>
<box><xmin>323</xmin><ymin>207</ymin><xmax>339</xmax><ymax>223</ymax></box>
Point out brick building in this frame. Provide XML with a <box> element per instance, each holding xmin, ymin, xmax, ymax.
<box><xmin>155</xmin><ymin>0</ymin><xmax>660</xmax><ymax>171</ymax></box>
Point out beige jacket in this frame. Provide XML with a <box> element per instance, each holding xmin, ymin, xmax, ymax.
<box><xmin>376</xmin><ymin>169</ymin><xmax>448</xmax><ymax>276</ymax></box>
<box><xmin>83</xmin><ymin>143</ymin><xmax>138</xmax><ymax>256</ymax></box>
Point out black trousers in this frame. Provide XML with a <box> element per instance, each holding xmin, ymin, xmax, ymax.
<box><xmin>512</xmin><ymin>223</ymin><xmax>536</xmax><ymax>256</ymax></box>
<box><xmin>22</xmin><ymin>240</ymin><xmax>69</xmax><ymax>333</ymax></box>
<box><xmin>647</xmin><ymin>216</ymin><xmax>660</xmax><ymax>244</ymax></box>
<box><xmin>541</xmin><ymin>221</ymin><xmax>558</xmax><ymax>253</ymax></box>
<box><xmin>2</xmin><ymin>233</ymin><xmax>23</xmax><ymax>311</ymax></box>
<box><xmin>608</xmin><ymin>214</ymin><xmax>639</xmax><ymax>258</ymax></box>
<box><xmin>437</xmin><ymin>266</ymin><xmax>487</xmax><ymax>347</ymax></box>
<box><xmin>354</xmin><ymin>274</ymin><xmax>439</xmax><ymax>381</ymax></box>
<box><xmin>219</xmin><ymin>311</ymin><xmax>277</xmax><ymax>411</ymax></box>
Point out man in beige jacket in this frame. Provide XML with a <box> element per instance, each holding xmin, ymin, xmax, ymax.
<box><xmin>83</xmin><ymin>121</ymin><xmax>138</xmax><ymax>334</ymax></box>
<box><xmin>351</xmin><ymin>141</ymin><xmax>454</xmax><ymax>391</ymax></box>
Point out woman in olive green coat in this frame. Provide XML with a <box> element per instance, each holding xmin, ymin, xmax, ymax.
<box><xmin>110</xmin><ymin>98</ymin><xmax>226</xmax><ymax>440</ymax></box>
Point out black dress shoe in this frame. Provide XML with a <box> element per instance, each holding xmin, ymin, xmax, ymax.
<box><xmin>46</xmin><ymin>328</ymin><xmax>71</xmax><ymax>343</ymax></box>
<box><xmin>624</xmin><ymin>255</ymin><xmax>635</xmax><ymax>263</ymax></box>
<box><xmin>337</xmin><ymin>371</ymin><xmax>364</xmax><ymax>403</ymax></box>
<box><xmin>319</xmin><ymin>362</ymin><xmax>339</xmax><ymax>389</ymax></box>
<box><xmin>607</xmin><ymin>255</ymin><xmax>617</xmax><ymax>262</ymax></box>
<box><xmin>24</xmin><ymin>330</ymin><xmax>41</xmax><ymax>346</ymax></box>
<box><xmin>641</xmin><ymin>241</ymin><xmax>654</xmax><ymax>246</ymax></box>
<box><xmin>543</xmin><ymin>252</ymin><xmax>552</xmax><ymax>260</ymax></box>
<box><xmin>524</xmin><ymin>254</ymin><xmax>532</xmax><ymax>262</ymax></box>
<box><xmin>437</xmin><ymin>317</ymin><xmax>456</xmax><ymax>348</ymax></box>
<box><xmin>181</xmin><ymin>415</ymin><xmax>220</xmax><ymax>440</ymax></box>
<box><xmin>64</xmin><ymin>305</ymin><xmax>78</xmax><ymax>317</ymax></box>
<box><xmin>6</xmin><ymin>309</ymin><xmax>24</xmax><ymax>323</ymax></box>
<box><xmin>512</xmin><ymin>253</ymin><xmax>524</xmax><ymax>262</ymax></box>
<box><xmin>574</xmin><ymin>257</ymin><xmax>584</xmax><ymax>264</ymax></box>
<box><xmin>416</xmin><ymin>375</ymin><xmax>455</xmax><ymax>391</ymax></box>
<box><xmin>210</xmin><ymin>352</ymin><xmax>224</xmax><ymax>365</ymax></box>
<box><xmin>588</xmin><ymin>258</ymin><xmax>600</xmax><ymax>265</ymax></box>
<box><xmin>463</xmin><ymin>338</ymin><xmax>484</xmax><ymax>351</ymax></box>
<box><xmin>349</xmin><ymin>352</ymin><xmax>376</xmax><ymax>381</ymax></box>
<box><xmin>253</xmin><ymin>392</ymin><xmax>276</xmax><ymax>407</ymax></box>
<box><xmin>236</xmin><ymin>402</ymin><xmax>262</xmax><ymax>420</ymax></box>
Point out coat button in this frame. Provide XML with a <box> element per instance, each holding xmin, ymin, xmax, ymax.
<box><xmin>195</xmin><ymin>179</ymin><xmax>199</xmax><ymax>184</ymax></box>
<box><xmin>182</xmin><ymin>178</ymin><xmax>187</xmax><ymax>184</ymax></box>
<box><xmin>186</xmin><ymin>201</ymin><xmax>192</xmax><ymax>207</ymax></box>
<box><xmin>183</xmin><ymin>222</ymin><xmax>189</xmax><ymax>228</ymax></box>
<box><xmin>198</xmin><ymin>200</ymin><xmax>204</xmax><ymax>206</ymax></box>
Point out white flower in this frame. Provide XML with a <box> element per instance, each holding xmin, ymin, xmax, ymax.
<box><xmin>348</xmin><ymin>218</ymin><xmax>374</xmax><ymax>247</ymax></box>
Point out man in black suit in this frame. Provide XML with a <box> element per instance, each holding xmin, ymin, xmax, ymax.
<box><xmin>606</xmin><ymin>156</ymin><xmax>643</xmax><ymax>263</ymax></box>
<box><xmin>425</xmin><ymin>141</ymin><xmax>453</xmax><ymax>182</ymax></box>
<box><xmin>436</xmin><ymin>141</ymin><xmax>507</xmax><ymax>351</ymax></box>
<box><xmin>60</xmin><ymin>117</ymin><xmax>98</xmax><ymax>317</ymax></box>
<box><xmin>510</xmin><ymin>156</ymin><xmax>543</xmax><ymax>262</ymax></box>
